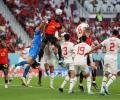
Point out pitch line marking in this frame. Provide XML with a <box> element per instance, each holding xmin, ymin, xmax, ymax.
<box><xmin>0</xmin><ymin>84</ymin><xmax>120</xmax><ymax>96</ymax></box>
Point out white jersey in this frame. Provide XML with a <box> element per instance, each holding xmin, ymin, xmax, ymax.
<box><xmin>101</xmin><ymin>37</ymin><xmax>120</xmax><ymax>55</ymax></box>
<box><xmin>73</xmin><ymin>42</ymin><xmax>91</xmax><ymax>65</ymax></box>
<box><xmin>76</xmin><ymin>22</ymin><xmax>89</xmax><ymax>39</ymax></box>
<box><xmin>19</xmin><ymin>48</ymin><xmax>30</xmax><ymax>62</ymax></box>
<box><xmin>101</xmin><ymin>37</ymin><xmax>120</xmax><ymax>74</ymax></box>
<box><xmin>61</xmin><ymin>41</ymin><xmax>74</xmax><ymax>63</ymax></box>
<box><xmin>16</xmin><ymin>48</ymin><xmax>30</xmax><ymax>69</ymax></box>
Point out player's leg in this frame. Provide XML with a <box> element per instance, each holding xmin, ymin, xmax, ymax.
<box><xmin>3</xmin><ymin>64</ymin><xmax>9</xmax><ymax>88</ymax></box>
<box><xmin>9</xmin><ymin>64</ymin><xmax>23</xmax><ymax>82</ymax></box>
<box><xmin>49</xmin><ymin>65</ymin><xmax>55</xmax><ymax>89</ymax></box>
<box><xmin>26</xmin><ymin>67</ymin><xmax>33</xmax><ymax>86</ymax></box>
<box><xmin>100</xmin><ymin>71</ymin><xmax>109</xmax><ymax>95</ymax></box>
<box><xmin>50</xmin><ymin>37</ymin><xmax>62</xmax><ymax>63</ymax></box>
<box><xmin>59</xmin><ymin>71</ymin><xmax>70</xmax><ymax>92</ymax></box>
<box><xmin>38</xmin><ymin>67</ymin><xmax>42</xmax><ymax>86</ymax></box>
<box><xmin>103</xmin><ymin>72</ymin><xmax>117</xmax><ymax>95</ymax></box>
<box><xmin>68</xmin><ymin>70</ymin><xmax>77</xmax><ymax>94</ymax></box>
<box><xmin>59</xmin><ymin>64</ymin><xmax>72</xmax><ymax>92</ymax></box>
<box><xmin>78</xmin><ymin>72</ymin><xmax>84</xmax><ymax>92</ymax></box>
<box><xmin>106</xmin><ymin>74</ymin><xmax>116</xmax><ymax>89</ymax></box>
<box><xmin>92</xmin><ymin>62</ymin><xmax>98</xmax><ymax>89</ymax></box>
<box><xmin>83</xmin><ymin>67</ymin><xmax>93</xmax><ymax>94</ymax></box>
<box><xmin>59</xmin><ymin>64</ymin><xmax>71</xmax><ymax>92</ymax></box>
<box><xmin>44</xmin><ymin>63</ymin><xmax>50</xmax><ymax>75</ymax></box>
<box><xmin>21</xmin><ymin>65</ymin><xmax>30</xmax><ymax>86</ymax></box>
<box><xmin>68</xmin><ymin>64</ymin><xmax>77</xmax><ymax>94</ymax></box>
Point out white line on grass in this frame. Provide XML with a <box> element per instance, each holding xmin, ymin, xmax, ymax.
<box><xmin>0</xmin><ymin>84</ymin><xmax>120</xmax><ymax>96</ymax></box>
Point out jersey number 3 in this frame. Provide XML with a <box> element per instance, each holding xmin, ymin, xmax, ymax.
<box><xmin>63</xmin><ymin>47</ymin><xmax>67</xmax><ymax>55</ymax></box>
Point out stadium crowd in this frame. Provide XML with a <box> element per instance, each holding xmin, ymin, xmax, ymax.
<box><xmin>3</xmin><ymin>0</ymin><xmax>120</xmax><ymax>43</ymax></box>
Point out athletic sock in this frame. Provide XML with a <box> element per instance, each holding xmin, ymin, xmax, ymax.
<box><xmin>100</xmin><ymin>76</ymin><xmax>108</xmax><ymax>93</ymax></box>
<box><xmin>86</xmin><ymin>76</ymin><xmax>91</xmax><ymax>93</ymax></box>
<box><xmin>69</xmin><ymin>77</ymin><xmax>77</xmax><ymax>92</ymax></box>
<box><xmin>21</xmin><ymin>77</ymin><xmax>27</xmax><ymax>85</ymax></box>
<box><xmin>50</xmin><ymin>73</ymin><xmax>54</xmax><ymax>87</ymax></box>
<box><xmin>60</xmin><ymin>75</ymin><xmax>69</xmax><ymax>88</ymax></box>
<box><xmin>79</xmin><ymin>72</ymin><xmax>83</xmax><ymax>86</ymax></box>
<box><xmin>38</xmin><ymin>70</ymin><xmax>42</xmax><ymax>84</ymax></box>
<box><xmin>92</xmin><ymin>69</ymin><xmax>96</xmax><ymax>82</ymax></box>
<box><xmin>27</xmin><ymin>72</ymin><xmax>33</xmax><ymax>85</ymax></box>
<box><xmin>106</xmin><ymin>75</ymin><xmax>116</xmax><ymax>88</ymax></box>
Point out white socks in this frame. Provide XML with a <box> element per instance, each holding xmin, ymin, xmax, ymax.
<box><xmin>60</xmin><ymin>75</ymin><xmax>69</xmax><ymax>88</ymax></box>
<box><xmin>106</xmin><ymin>75</ymin><xmax>116</xmax><ymax>88</ymax></box>
<box><xmin>26</xmin><ymin>72</ymin><xmax>33</xmax><ymax>85</ymax></box>
<box><xmin>69</xmin><ymin>77</ymin><xmax>77</xmax><ymax>92</ymax></box>
<box><xmin>100</xmin><ymin>76</ymin><xmax>107</xmax><ymax>93</ymax></box>
<box><xmin>50</xmin><ymin>73</ymin><xmax>54</xmax><ymax>87</ymax></box>
<box><xmin>100</xmin><ymin>75</ymin><xmax>116</xmax><ymax>93</ymax></box>
<box><xmin>87</xmin><ymin>77</ymin><xmax>91</xmax><ymax>93</ymax></box>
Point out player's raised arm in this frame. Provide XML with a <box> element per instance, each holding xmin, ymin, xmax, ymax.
<box><xmin>84</xmin><ymin>44</ymin><xmax>103</xmax><ymax>56</ymax></box>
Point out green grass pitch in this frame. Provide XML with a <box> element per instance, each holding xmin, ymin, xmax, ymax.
<box><xmin>0</xmin><ymin>76</ymin><xmax>120</xmax><ymax>100</ymax></box>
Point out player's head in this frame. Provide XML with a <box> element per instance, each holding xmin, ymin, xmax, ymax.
<box><xmin>55</xmin><ymin>15</ymin><xmax>63</xmax><ymax>23</ymax></box>
<box><xmin>79</xmin><ymin>35</ymin><xmax>87</xmax><ymax>42</ymax></box>
<box><xmin>55</xmin><ymin>9</ymin><xmax>63</xmax><ymax>23</ymax></box>
<box><xmin>112</xmin><ymin>29</ymin><xmax>119</xmax><ymax>36</ymax></box>
<box><xmin>64</xmin><ymin>34</ymin><xmax>70</xmax><ymax>41</ymax></box>
<box><xmin>80</xmin><ymin>17</ymin><xmax>86</xmax><ymax>22</ymax></box>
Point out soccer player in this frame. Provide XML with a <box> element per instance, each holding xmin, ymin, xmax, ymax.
<box><xmin>40</xmin><ymin>42</ymin><xmax>57</xmax><ymax>89</ymax></box>
<box><xmin>73</xmin><ymin>35</ymin><xmax>94</xmax><ymax>94</ymax></box>
<box><xmin>38</xmin><ymin>9</ymin><xmax>64</xmax><ymax>64</ymax></box>
<box><xmin>78</xmin><ymin>28</ymin><xmax>98</xmax><ymax>92</ymax></box>
<box><xmin>10</xmin><ymin>28</ymin><xmax>42</xmax><ymax>85</ymax></box>
<box><xmin>0</xmin><ymin>41</ymin><xmax>9</xmax><ymax>88</ymax></box>
<box><xmin>59</xmin><ymin>34</ymin><xmax>77</xmax><ymax>94</ymax></box>
<box><xmin>85</xmin><ymin>29</ymin><xmax>120</xmax><ymax>95</ymax></box>
<box><xmin>76</xmin><ymin>17</ymin><xmax>89</xmax><ymax>40</ymax></box>
<box><xmin>10</xmin><ymin>47</ymin><xmax>30</xmax><ymax>81</ymax></box>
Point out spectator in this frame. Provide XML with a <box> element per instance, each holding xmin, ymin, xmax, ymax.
<box><xmin>95</xmin><ymin>11</ymin><xmax>103</xmax><ymax>22</ymax></box>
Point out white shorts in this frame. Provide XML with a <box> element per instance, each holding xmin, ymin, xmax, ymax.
<box><xmin>41</xmin><ymin>55</ymin><xmax>55</xmax><ymax>66</ymax></box>
<box><xmin>103</xmin><ymin>55</ymin><xmax>118</xmax><ymax>74</ymax></box>
<box><xmin>74</xmin><ymin>65</ymin><xmax>90</xmax><ymax>75</ymax></box>
<box><xmin>65</xmin><ymin>63</ymin><xmax>74</xmax><ymax>71</ymax></box>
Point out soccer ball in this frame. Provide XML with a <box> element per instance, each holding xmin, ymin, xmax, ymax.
<box><xmin>55</xmin><ymin>9</ymin><xmax>62</xmax><ymax>15</ymax></box>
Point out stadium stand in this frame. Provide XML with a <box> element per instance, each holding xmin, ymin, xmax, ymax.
<box><xmin>3</xmin><ymin>0</ymin><xmax>120</xmax><ymax>44</ymax></box>
<box><xmin>0</xmin><ymin>13</ymin><xmax>23</xmax><ymax>52</ymax></box>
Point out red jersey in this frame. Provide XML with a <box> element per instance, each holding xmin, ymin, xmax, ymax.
<box><xmin>0</xmin><ymin>48</ymin><xmax>8</xmax><ymax>64</ymax></box>
<box><xmin>45</xmin><ymin>20</ymin><xmax>61</xmax><ymax>35</ymax></box>
<box><xmin>86</xmin><ymin>37</ymin><xmax>93</xmax><ymax>46</ymax></box>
